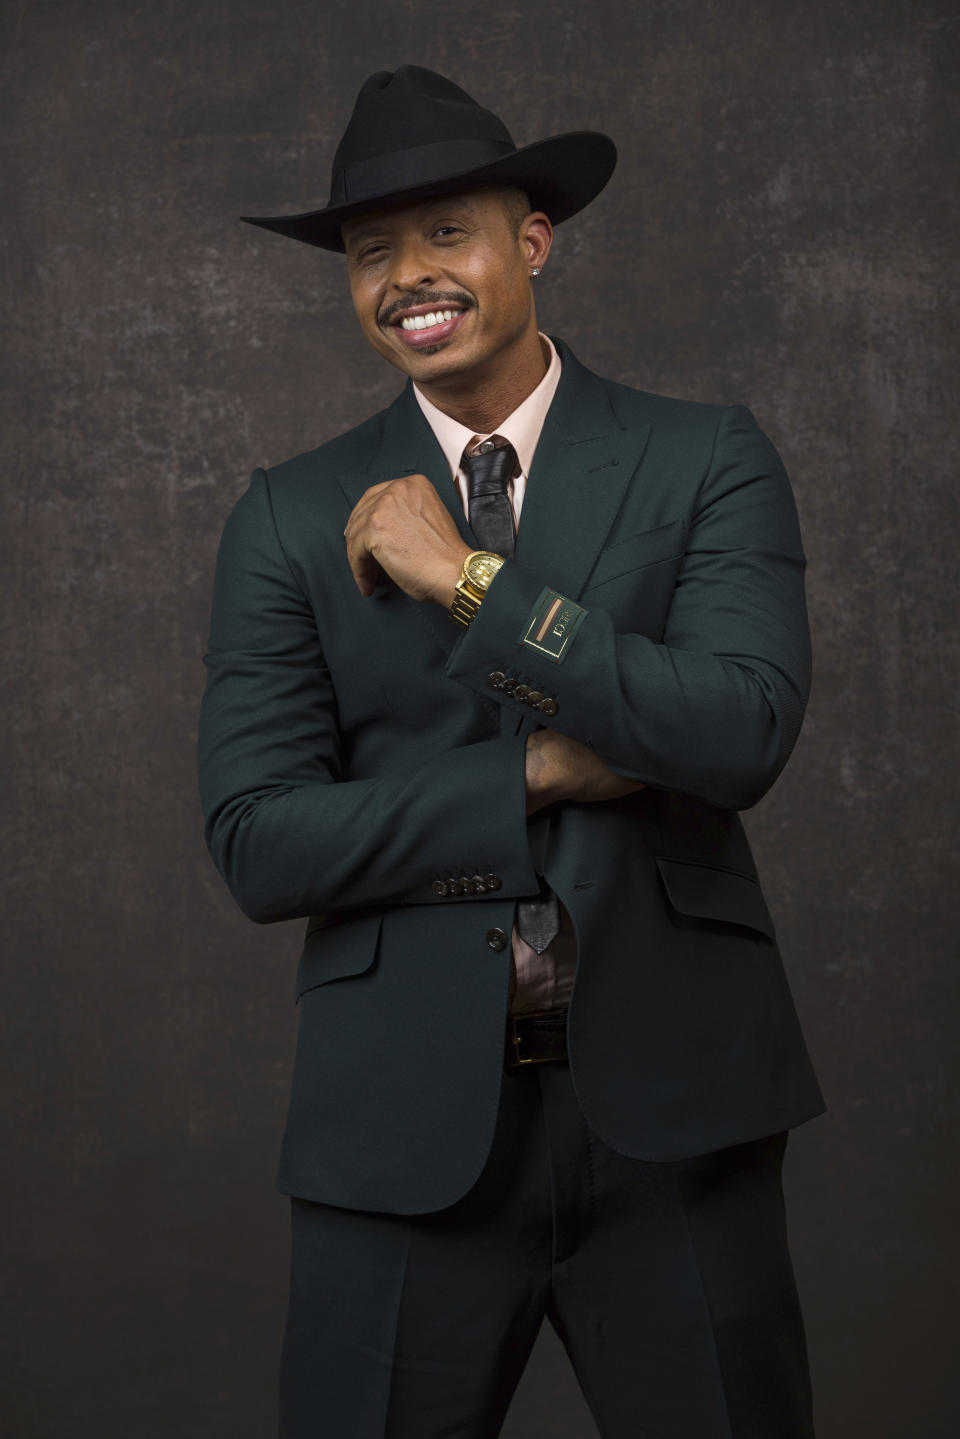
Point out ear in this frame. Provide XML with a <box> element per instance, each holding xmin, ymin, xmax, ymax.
<box><xmin>522</xmin><ymin>213</ymin><xmax>553</xmax><ymax>271</ymax></box>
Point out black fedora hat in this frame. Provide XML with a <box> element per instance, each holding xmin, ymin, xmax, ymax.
<box><xmin>240</xmin><ymin>65</ymin><xmax>617</xmax><ymax>254</ymax></box>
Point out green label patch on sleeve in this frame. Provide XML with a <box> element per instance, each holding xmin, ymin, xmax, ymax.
<box><xmin>518</xmin><ymin>586</ymin><xmax>589</xmax><ymax>663</ymax></box>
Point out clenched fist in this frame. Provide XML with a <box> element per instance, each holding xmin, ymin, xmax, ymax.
<box><xmin>343</xmin><ymin>472</ymin><xmax>472</xmax><ymax>606</ymax></box>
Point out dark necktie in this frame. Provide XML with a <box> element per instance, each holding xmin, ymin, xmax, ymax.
<box><xmin>461</xmin><ymin>438</ymin><xmax>561</xmax><ymax>954</ymax></box>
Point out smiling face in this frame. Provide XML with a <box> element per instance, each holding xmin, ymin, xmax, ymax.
<box><xmin>341</xmin><ymin>185</ymin><xmax>552</xmax><ymax>406</ymax></box>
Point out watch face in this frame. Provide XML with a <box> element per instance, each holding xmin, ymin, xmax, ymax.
<box><xmin>466</xmin><ymin>552</ymin><xmax>504</xmax><ymax>589</ymax></box>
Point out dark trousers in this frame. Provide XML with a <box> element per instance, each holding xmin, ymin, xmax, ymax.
<box><xmin>279</xmin><ymin>1056</ymin><xmax>815</xmax><ymax>1438</ymax></box>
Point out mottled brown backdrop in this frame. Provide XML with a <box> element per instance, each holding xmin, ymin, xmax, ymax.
<box><xmin>4</xmin><ymin>2</ymin><xmax>957</xmax><ymax>1435</ymax></box>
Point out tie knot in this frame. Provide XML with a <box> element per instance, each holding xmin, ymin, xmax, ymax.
<box><xmin>461</xmin><ymin>439</ymin><xmax>518</xmax><ymax>501</ymax></box>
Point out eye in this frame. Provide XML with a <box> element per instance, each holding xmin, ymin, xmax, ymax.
<box><xmin>355</xmin><ymin>224</ymin><xmax>461</xmax><ymax>262</ymax></box>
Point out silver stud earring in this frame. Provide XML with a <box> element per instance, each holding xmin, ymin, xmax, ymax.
<box><xmin>530</xmin><ymin>267</ymin><xmax>541</xmax><ymax>277</ymax></box>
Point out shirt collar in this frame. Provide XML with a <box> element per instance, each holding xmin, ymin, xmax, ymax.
<box><xmin>412</xmin><ymin>331</ymin><xmax>562</xmax><ymax>481</ymax></box>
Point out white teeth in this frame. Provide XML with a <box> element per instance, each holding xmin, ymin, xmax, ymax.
<box><xmin>400</xmin><ymin>309</ymin><xmax>459</xmax><ymax>331</ymax></box>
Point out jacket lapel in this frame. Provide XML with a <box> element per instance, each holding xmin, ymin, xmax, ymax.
<box><xmin>337</xmin><ymin>334</ymin><xmax>652</xmax><ymax>663</ymax></box>
<box><xmin>513</xmin><ymin>335</ymin><xmax>652</xmax><ymax>597</ymax></box>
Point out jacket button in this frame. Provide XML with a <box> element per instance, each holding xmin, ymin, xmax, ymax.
<box><xmin>538</xmin><ymin>696</ymin><xmax>559</xmax><ymax>715</ymax></box>
<box><xmin>488</xmin><ymin>670</ymin><xmax>506</xmax><ymax>689</ymax></box>
<box><xmin>484</xmin><ymin>872</ymin><xmax>502</xmax><ymax>891</ymax></box>
<box><xmin>513</xmin><ymin>683</ymin><xmax>531</xmax><ymax>700</ymax></box>
<box><xmin>432</xmin><ymin>878</ymin><xmax>449</xmax><ymax>896</ymax></box>
<box><xmin>525</xmin><ymin>689</ymin><xmax>543</xmax><ymax>706</ymax></box>
<box><xmin>486</xmin><ymin>927</ymin><xmax>508</xmax><ymax>951</ymax></box>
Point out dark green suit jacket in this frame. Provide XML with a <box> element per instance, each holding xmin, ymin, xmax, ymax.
<box><xmin>197</xmin><ymin>333</ymin><xmax>826</xmax><ymax>1214</ymax></box>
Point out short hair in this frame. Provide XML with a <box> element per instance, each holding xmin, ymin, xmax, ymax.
<box><xmin>488</xmin><ymin>184</ymin><xmax>533</xmax><ymax>240</ymax></box>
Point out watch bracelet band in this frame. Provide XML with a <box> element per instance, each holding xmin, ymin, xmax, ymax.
<box><xmin>448</xmin><ymin>574</ymin><xmax>486</xmax><ymax>627</ymax></box>
<box><xmin>448</xmin><ymin>551</ymin><xmax>502</xmax><ymax>628</ymax></box>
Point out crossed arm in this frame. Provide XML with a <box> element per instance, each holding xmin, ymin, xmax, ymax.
<box><xmin>336</xmin><ymin>440</ymin><xmax>650</xmax><ymax>818</ymax></box>
<box><xmin>524</xmin><ymin>729</ymin><xmax>646</xmax><ymax>814</ymax></box>
<box><xmin>198</xmin><ymin>406</ymin><xmax>808</xmax><ymax>924</ymax></box>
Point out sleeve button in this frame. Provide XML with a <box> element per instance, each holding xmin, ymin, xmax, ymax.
<box><xmin>538</xmin><ymin>696</ymin><xmax>559</xmax><ymax>716</ymax></box>
<box><xmin>500</xmin><ymin>676</ymin><xmax>518</xmax><ymax>693</ymax></box>
<box><xmin>471</xmin><ymin>874</ymin><xmax>488</xmax><ymax>893</ymax></box>
<box><xmin>525</xmin><ymin>690</ymin><xmax>543</xmax><ymax>706</ymax></box>
<box><xmin>484</xmin><ymin>872</ymin><xmax>502</xmax><ymax>891</ymax></box>
<box><xmin>513</xmin><ymin>683</ymin><xmax>531</xmax><ymax>700</ymax></box>
<box><xmin>488</xmin><ymin>670</ymin><xmax>506</xmax><ymax>689</ymax></box>
<box><xmin>459</xmin><ymin>875</ymin><xmax>478</xmax><ymax>894</ymax></box>
<box><xmin>432</xmin><ymin>879</ymin><xmax>449</xmax><ymax>896</ymax></box>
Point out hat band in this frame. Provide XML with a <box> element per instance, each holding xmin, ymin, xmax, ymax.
<box><xmin>335</xmin><ymin>137</ymin><xmax>516</xmax><ymax>206</ymax></box>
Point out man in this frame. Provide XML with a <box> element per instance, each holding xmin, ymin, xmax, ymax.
<box><xmin>197</xmin><ymin>64</ymin><xmax>826</xmax><ymax>1438</ymax></box>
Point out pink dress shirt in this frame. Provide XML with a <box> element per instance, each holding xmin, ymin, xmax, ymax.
<box><xmin>412</xmin><ymin>333</ymin><xmax>578</xmax><ymax>1017</ymax></box>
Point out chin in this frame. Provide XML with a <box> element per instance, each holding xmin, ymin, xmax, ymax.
<box><xmin>403</xmin><ymin>341</ymin><xmax>477</xmax><ymax>375</ymax></box>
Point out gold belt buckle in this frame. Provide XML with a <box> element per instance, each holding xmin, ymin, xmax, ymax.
<box><xmin>507</xmin><ymin>1010</ymin><xmax>567</xmax><ymax>1066</ymax></box>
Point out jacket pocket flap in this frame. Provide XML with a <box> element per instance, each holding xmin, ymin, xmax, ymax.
<box><xmin>295</xmin><ymin>912</ymin><xmax>384</xmax><ymax>1001</ymax></box>
<box><xmin>584</xmin><ymin>516</ymin><xmax>687</xmax><ymax>590</ymax></box>
<box><xmin>655</xmin><ymin>858</ymin><xmax>776</xmax><ymax>941</ymax></box>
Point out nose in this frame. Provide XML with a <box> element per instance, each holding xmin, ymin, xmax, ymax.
<box><xmin>389</xmin><ymin>235</ymin><xmax>437</xmax><ymax>298</ymax></box>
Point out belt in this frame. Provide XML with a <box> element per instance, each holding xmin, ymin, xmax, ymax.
<box><xmin>505</xmin><ymin>1008</ymin><xmax>569</xmax><ymax>1068</ymax></box>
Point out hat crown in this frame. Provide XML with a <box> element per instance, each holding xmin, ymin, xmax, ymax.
<box><xmin>239</xmin><ymin>64</ymin><xmax>617</xmax><ymax>253</ymax></box>
<box><xmin>329</xmin><ymin>65</ymin><xmax>516</xmax><ymax>207</ymax></box>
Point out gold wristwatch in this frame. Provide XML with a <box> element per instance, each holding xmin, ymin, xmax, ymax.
<box><xmin>448</xmin><ymin>550</ymin><xmax>507</xmax><ymax>627</ymax></box>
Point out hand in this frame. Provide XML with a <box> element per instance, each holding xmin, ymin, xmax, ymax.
<box><xmin>343</xmin><ymin>473</ymin><xmax>472</xmax><ymax>605</ymax></box>
<box><xmin>525</xmin><ymin>728</ymin><xmax>646</xmax><ymax>813</ymax></box>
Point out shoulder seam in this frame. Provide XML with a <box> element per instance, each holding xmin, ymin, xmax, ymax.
<box><xmin>693</xmin><ymin>404</ymin><xmax>732</xmax><ymax>510</ymax></box>
<box><xmin>254</xmin><ymin>465</ymin><xmax>312</xmax><ymax>607</ymax></box>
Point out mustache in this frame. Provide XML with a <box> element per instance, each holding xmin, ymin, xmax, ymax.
<box><xmin>380</xmin><ymin>293</ymin><xmax>473</xmax><ymax>325</ymax></box>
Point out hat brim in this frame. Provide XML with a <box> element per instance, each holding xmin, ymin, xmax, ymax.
<box><xmin>239</xmin><ymin>131</ymin><xmax>616</xmax><ymax>253</ymax></box>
